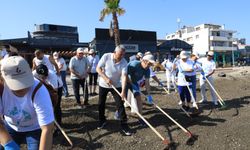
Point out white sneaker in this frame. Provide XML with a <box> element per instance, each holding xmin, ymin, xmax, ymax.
<box><xmin>198</xmin><ymin>99</ymin><xmax>207</xmax><ymax>103</ymax></box>
<box><xmin>192</xmin><ymin>102</ymin><xmax>197</xmax><ymax>108</ymax></box>
<box><xmin>178</xmin><ymin>101</ymin><xmax>182</xmax><ymax>105</ymax></box>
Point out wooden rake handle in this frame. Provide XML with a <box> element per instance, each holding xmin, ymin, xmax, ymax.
<box><xmin>111</xmin><ymin>85</ymin><xmax>168</xmax><ymax>144</ymax></box>
<box><xmin>54</xmin><ymin>120</ymin><xmax>73</xmax><ymax>147</ymax></box>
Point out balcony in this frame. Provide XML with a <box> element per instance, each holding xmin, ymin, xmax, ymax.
<box><xmin>210</xmin><ymin>46</ymin><xmax>237</xmax><ymax>51</ymax></box>
<box><xmin>210</xmin><ymin>36</ymin><xmax>237</xmax><ymax>42</ymax></box>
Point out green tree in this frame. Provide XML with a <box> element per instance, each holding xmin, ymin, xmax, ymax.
<box><xmin>100</xmin><ymin>0</ymin><xmax>125</xmax><ymax>46</ymax></box>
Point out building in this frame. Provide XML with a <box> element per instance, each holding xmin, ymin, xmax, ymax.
<box><xmin>166</xmin><ymin>24</ymin><xmax>238</xmax><ymax>67</ymax></box>
<box><xmin>0</xmin><ymin>24</ymin><xmax>88</xmax><ymax>64</ymax></box>
<box><xmin>90</xmin><ymin>28</ymin><xmax>157</xmax><ymax>60</ymax></box>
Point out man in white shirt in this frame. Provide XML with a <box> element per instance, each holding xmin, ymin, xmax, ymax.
<box><xmin>96</xmin><ymin>45</ymin><xmax>131</xmax><ymax>136</ymax></box>
<box><xmin>199</xmin><ymin>51</ymin><xmax>218</xmax><ymax>105</ymax></box>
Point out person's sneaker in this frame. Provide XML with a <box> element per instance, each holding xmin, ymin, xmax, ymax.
<box><xmin>192</xmin><ymin>102</ymin><xmax>198</xmax><ymax>108</ymax></box>
<box><xmin>93</xmin><ymin>92</ymin><xmax>98</xmax><ymax>96</ymax></box>
<box><xmin>178</xmin><ymin>101</ymin><xmax>183</xmax><ymax>105</ymax></box>
<box><xmin>97</xmin><ymin>120</ymin><xmax>107</xmax><ymax>129</ymax></box>
<box><xmin>138</xmin><ymin>119</ymin><xmax>147</xmax><ymax>127</ymax></box>
<box><xmin>83</xmin><ymin>102</ymin><xmax>90</xmax><ymax>106</ymax></box>
<box><xmin>198</xmin><ymin>99</ymin><xmax>207</xmax><ymax>103</ymax></box>
<box><xmin>121</xmin><ymin>125</ymin><xmax>132</xmax><ymax>136</ymax></box>
<box><xmin>114</xmin><ymin>111</ymin><xmax>120</xmax><ymax>120</ymax></box>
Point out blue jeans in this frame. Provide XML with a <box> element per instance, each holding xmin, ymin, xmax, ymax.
<box><xmin>71</xmin><ymin>78</ymin><xmax>86</xmax><ymax>104</ymax></box>
<box><xmin>0</xmin><ymin>123</ymin><xmax>41</xmax><ymax>150</ymax></box>
<box><xmin>178</xmin><ymin>86</ymin><xmax>191</xmax><ymax>103</ymax></box>
<box><xmin>60</xmin><ymin>71</ymin><xmax>68</xmax><ymax>95</ymax></box>
<box><xmin>190</xmin><ymin>75</ymin><xmax>197</xmax><ymax>100</ymax></box>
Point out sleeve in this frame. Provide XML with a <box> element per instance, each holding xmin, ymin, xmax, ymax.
<box><xmin>0</xmin><ymin>97</ymin><xmax>3</xmax><ymax>115</ymax></box>
<box><xmin>212</xmin><ymin>61</ymin><xmax>216</xmax><ymax>70</ymax></box>
<box><xmin>97</xmin><ymin>53</ymin><xmax>107</xmax><ymax>68</ymax></box>
<box><xmin>121</xmin><ymin>61</ymin><xmax>128</xmax><ymax>75</ymax></box>
<box><xmin>33</xmin><ymin>85</ymin><xmax>55</xmax><ymax>126</ymax></box>
<box><xmin>68</xmin><ymin>57</ymin><xmax>74</xmax><ymax>69</ymax></box>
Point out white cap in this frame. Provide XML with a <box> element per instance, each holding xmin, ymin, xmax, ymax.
<box><xmin>136</xmin><ymin>52</ymin><xmax>143</xmax><ymax>58</ymax></box>
<box><xmin>180</xmin><ymin>51</ymin><xmax>188</xmax><ymax>59</ymax></box>
<box><xmin>192</xmin><ymin>51</ymin><xmax>199</xmax><ymax>58</ymax></box>
<box><xmin>142</xmin><ymin>54</ymin><xmax>155</xmax><ymax>64</ymax></box>
<box><xmin>144</xmin><ymin>51</ymin><xmax>152</xmax><ymax>56</ymax></box>
<box><xmin>53</xmin><ymin>51</ymin><xmax>59</xmax><ymax>59</ymax></box>
<box><xmin>1</xmin><ymin>56</ymin><xmax>34</xmax><ymax>90</ymax></box>
<box><xmin>83</xmin><ymin>48</ymin><xmax>89</xmax><ymax>54</ymax></box>
<box><xmin>76</xmin><ymin>47</ymin><xmax>84</xmax><ymax>53</ymax></box>
<box><xmin>207</xmin><ymin>51</ymin><xmax>214</xmax><ymax>56</ymax></box>
<box><xmin>89</xmin><ymin>49</ymin><xmax>95</xmax><ymax>54</ymax></box>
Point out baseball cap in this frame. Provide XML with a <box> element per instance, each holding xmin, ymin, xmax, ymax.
<box><xmin>36</xmin><ymin>64</ymin><xmax>49</xmax><ymax>76</ymax></box>
<box><xmin>180</xmin><ymin>51</ymin><xmax>188</xmax><ymax>59</ymax></box>
<box><xmin>144</xmin><ymin>51</ymin><xmax>152</xmax><ymax>56</ymax></box>
<box><xmin>76</xmin><ymin>47</ymin><xmax>84</xmax><ymax>53</ymax></box>
<box><xmin>142</xmin><ymin>54</ymin><xmax>155</xmax><ymax>64</ymax></box>
<box><xmin>89</xmin><ymin>49</ymin><xmax>95</xmax><ymax>54</ymax></box>
<box><xmin>207</xmin><ymin>51</ymin><xmax>214</xmax><ymax>56</ymax></box>
<box><xmin>191</xmin><ymin>51</ymin><xmax>199</xmax><ymax>58</ymax></box>
<box><xmin>136</xmin><ymin>52</ymin><xmax>143</xmax><ymax>58</ymax></box>
<box><xmin>1</xmin><ymin>56</ymin><xmax>34</xmax><ymax>90</ymax></box>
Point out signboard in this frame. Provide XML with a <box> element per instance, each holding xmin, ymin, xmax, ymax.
<box><xmin>123</xmin><ymin>44</ymin><xmax>139</xmax><ymax>52</ymax></box>
<box><xmin>171</xmin><ymin>47</ymin><xmax>183</xmax><ymax>51</ymax></box>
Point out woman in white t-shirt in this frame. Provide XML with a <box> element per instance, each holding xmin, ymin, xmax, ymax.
<box><xmin>87</xmin><ymin>49</ymin><xmax>100</xmax><ymax>96</ymax></box>
<box><xmin>173</xmin><ymin>51</ymin><xmax>195</xmax><ymax>110</ymax></box>
<box><xmin>0</xmin><ymin>56</ymin><xmax>54</xmax><ymax>150</ymax></box>
<box><xmin>33</xmin><ymin>64</ymin><xmax>63</xmax><ymax>130</ymax></box>
<box><xmin>53</xmin><ymin>52</ymin><xmax>69</xmax><ymax>97</ymax></box>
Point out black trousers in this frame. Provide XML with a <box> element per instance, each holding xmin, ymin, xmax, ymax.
<box><xmin>98</xmin><ymin>86</ymin><xmax>128</xmax><ymax>125</ymax></box>
<box><xmin>89</xmin><ymin>73</ymin><xmax>98</xmax><ymax>85</ymax></box>
<box><xmin>55</xmin><ymin>87</ymin><xmax>63</xmax><ymax>125</ymax></box>
<box><xmin>71</xmin><ymin>79</ymin><xmax>88</xmax><ymax>104</ymax></box>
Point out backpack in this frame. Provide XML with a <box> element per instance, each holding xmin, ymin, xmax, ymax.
<box><xmin>0</xmin><ymin>81</ymin><xmax>58</xmax><ymax>109</ymax></box>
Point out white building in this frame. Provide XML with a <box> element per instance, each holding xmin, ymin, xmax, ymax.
<box><xmin>166</xmin><ymin>24</ymin><xmax>238</xmax><ymax>66</ymax></box>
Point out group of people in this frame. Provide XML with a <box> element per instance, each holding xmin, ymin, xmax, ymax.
<box><xmin>162</xmin><ymin>50</ymin><xmax>218</xmax><ymax>111</ymax></box>
<box><xmin>0</xmin><ymin>43</ymin><xmax>218</xmax><ymax>149</ymax></box>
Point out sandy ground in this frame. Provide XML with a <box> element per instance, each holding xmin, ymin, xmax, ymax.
<box><xmin>52</xmin><ymin>66</ymin><xmax>250</xmax><ymax>150</ymax></box>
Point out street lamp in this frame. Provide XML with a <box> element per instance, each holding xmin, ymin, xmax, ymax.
<box><xmin>232</xmin><ymin>32</ymin><xmax>240</xmax><ymax>67</ymax></box>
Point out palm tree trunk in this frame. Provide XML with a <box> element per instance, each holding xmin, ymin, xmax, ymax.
<box><xmin>112</xmin><ymin>12</ymin><xmax>121</xmax><ymax>46</ymax></box>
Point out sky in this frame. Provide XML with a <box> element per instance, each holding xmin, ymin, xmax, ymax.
<box><xmin>0</xmin><ymin>0</ymin><xmax>249</xmax><ymax>44</ymax></box>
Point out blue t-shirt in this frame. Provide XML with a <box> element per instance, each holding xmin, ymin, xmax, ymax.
<box><xmin>126</xmin><ymin>60</ymin><xmax>150</xmax><ymax>85</ymax></box>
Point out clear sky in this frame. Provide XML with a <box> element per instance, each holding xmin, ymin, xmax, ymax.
<box><xmin>0</xmin><ymin>0</ymin><xmax>249</xmax><ymax>44</ymax></box>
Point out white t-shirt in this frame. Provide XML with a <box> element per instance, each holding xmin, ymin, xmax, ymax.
<box><xmin>97</xmin><ymin>53</ymin><xmax>127</xmax><ymax>88</ymax></box>
<box><xmin>200</xmin><ymin>58</ymin><xmax>216</xmax><ymax>76</ymax></box>
<box><xmin>33</xmin><ymin>70</ymin><xmax>63</xmax><ymax>89</ymax></box>
<box><xmin>176</xmin><ymin>59</ymin><xmax>194</xmax><ymax>86</ymax></box>
<box><xmin>0</xmin><ymin>79</ymin><xmax>54</xmax><ymax>132</ymax></box>
<box><xmin>55</xmin><ymin>57</ymin><xmax>67</xmax><ymax>71</ymax></box>
<box><xmin>87</xmin><ymin>55</ymin><xmax>100</xmax><ymax>73</ymax></box>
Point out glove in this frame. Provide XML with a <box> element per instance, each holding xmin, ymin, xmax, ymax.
<box><xmin>4</xmin><ymin>140</ymin><xmax>20</xmax><ymax>150</ymax></box>
<box><xmin>146</xmin><ymin>95</ymin><xmax>153</xmax><ymax>104</ymax></box>
<box><xmin>131</xmin><ymin>84</ymin><xmax>140</xmax><ymax>93</ymax></box>
<box><xmin>159</xmin><ymin>81</ymin><xmax>164</xmax><ymax>87</ymax></box>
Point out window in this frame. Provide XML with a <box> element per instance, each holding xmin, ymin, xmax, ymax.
<box><xmin>195</xmin><ymin>27</ymin><xmax>200</xmax><ymax>31</ymax></box>
<box><xmin>196</xmin><ymin>35</ymin><xmax>199</xmax><ymax>39</ymax></box>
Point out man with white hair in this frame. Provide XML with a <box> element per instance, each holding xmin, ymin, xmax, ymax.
<box><xmin>69</xmin><ymin>47</ymin><xmax>90</xmax><ymax>107</ymax></box>
<box><xmin>96</xmin><ymin>45</ymin><xmax>131</xmax><ymax>136</ymax></box>
<box><xmin>199</xmin><ymin>51</ymin><xmax>218</xmax><ymax>105</ymax></box>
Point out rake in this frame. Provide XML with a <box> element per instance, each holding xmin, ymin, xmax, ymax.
<box><xmin>111</xmin><ymin>85</ymin><xmax>170</xmax><ymax>145</ymax></box>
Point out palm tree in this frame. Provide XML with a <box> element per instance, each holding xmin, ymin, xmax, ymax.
<box><xmin>100</xmin><ymin>0</ymin><xmax>125</xmax><ymax>46</ymax></box>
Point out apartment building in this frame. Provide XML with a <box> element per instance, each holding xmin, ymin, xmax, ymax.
<box><xmin>166</xmin><ymin>24</ymin><xmax>238</xmax><ymax>67</ymax></box>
